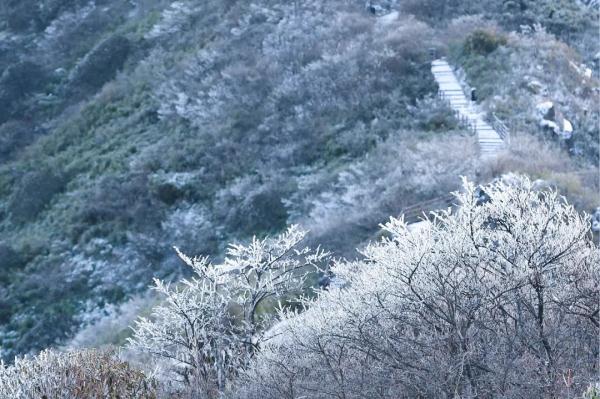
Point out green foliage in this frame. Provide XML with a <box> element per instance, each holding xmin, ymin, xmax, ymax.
<box><xmin>0</xmin><ymin>62</ymin><xmax>47</xmax><ymax>101</ymax></box>
<box><xmin>0</xmin><ymin>121</ymin><xmax>36</xmax><ymax>162</ymax></box>
<box><xmin>0</xmin><ymin>243</ymin><xmax>21</xmax><ymax>270</ymax></box>
<box><xmin>7</xmin><ymin>169</ymin><xmax>67</xmax><ymax>224</ymax></box>
<box><xmin>0</xmin><ymin>61</ymin><xmax>48</xmax><ymax>124</ymax></box>
<box><xmin>463</xmin><ymin>29</ymin><xmax>507</xmax><ymax>56</ymax></box>
<box><xmin>70</xmin><ymin>173</ymin><xmax>164</xmax><ymax>243</ymax></box>
<box><xmin>66</xmin><ymin>35</ymin><xmax>131</xmax><ymax>100</ymax></box>
<box><xmin>0</xmin><ymin>242</ymin><xmax>23</xmax><ymax>285</ymax></box>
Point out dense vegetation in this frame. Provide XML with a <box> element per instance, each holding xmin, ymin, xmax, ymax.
<box><xmin>2</xmin><ymin>178</ymin><xmax>599</xmax><ymax>398</ymax></box>
<box><xmin>0</xmin><ymin>0</ymin><xmax>597</xmax><ymax>389</ymax></box>
<box><xmin>234</xmin><ymin>177</ymin><xmax>599</xmax><ymax>399</ymax></box>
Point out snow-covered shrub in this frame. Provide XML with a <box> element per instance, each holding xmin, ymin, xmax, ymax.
<box><xmin>67</xmin><ymin>294</ymin><xmax>158</xmax><ymax>349</ymax></box>
<box><xmin>234</xmin><ymin>176</ymin><xmax>599</xmax><ymax>398</ymax></box>
<box><xmin>0</xmin><ymin>349</ymin><xmax>157</xmax><ymax>398</ymax></box>
<box><xmin>444</xmin><ymin>15</ymin><xmax>501</xmax><ymax>46</ymax></box>
<box><xmin>128</xmin><ymin>226</ymin><xmax>329</xmax><ymax>397</ymax></box>
<box><xmin>154</xmin><ymin>1</ymin><xmax>438</xmax><ymax>153</ymax></box>
<box><xmin>36</xmin><ymin>2</ymin><xmax>97</xmax><ymax>52</ymax></box>
<box><xmin>145</xmin><ymin>1</ymin><xmax>200</xmax><ymax>39</ymax></box>
<box><xmin>294</xmin><ymin>131</ymin><xmax>478</xmax><ymax>256</ymax></box>
<box><xmin>480</xmin><ymin>133</ymin><xmax>599</xmax><ymax>211</ymax></box>
<box><xmin>161</xmin><ymin>203</ymin><xmax>218</xmax><ymax>255</ymax></box>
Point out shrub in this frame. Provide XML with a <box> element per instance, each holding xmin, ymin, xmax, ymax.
<box><xmin>2</xmin><ymin>0</ymin><xmax>35</xmax><ymax>32</ymax></box>
<box><xmin>0</xmin><ymin>61</ymin><xmax>47</xmax><ymax>101</ymax></box>
<box><xmin>480</xmin><ymin>131</ymin><xmax>598</xmax><ymax>212</ymax></box>
<box><xmin>71</xmin><ymin>173</ymin><xmax>163</xmax><ymax>243</ymax></box>
<box><xmin>0</xmin><ymin>243</ymin><xmax>21</xmax><ymax>270</ymax></box>
<box><xmin>128</xmin><ymin>226</ymin><xmax>329</xmax><ymax>397</ymax></box>
<box><xmin>0</xmin><ymin>121</ymin><xmax>36</xmax><ymax>162</ymax></box>
<box><xmin>0</xmin><ymin>349</ymin><xmax>157</xmax><ymax>398</ymax></box>
<box><xmin>235</xmin><ymin>176</ymin><xmax>600</xmax><ymax>398</ymax></box>
<box><xmin>0</xmin><ymin>61</ymin><xmax>48</xmax><ymax>123</ymax></box>
<box><xmin>0</xmin><ymin>243</ymin><xmax>23</xmax><ymax>285</ymax></box>
<box><xmin>297</xmin><ymin>131</ymin><xmax>477</xmax><ymax>257</ymax></box>
<box><xmin>480</xmin><ymin>133</ymin><xmax>571</xmax><ymax>178</ymax></box>
<box><xmin>35</xmin><ymin>0</ymin><xmax>88</xmax><ymax>32</ymax></box>
<box><xmin>7</xmin><ymin>169</ymin><xmax>66</xmax><ymax>223</ymax></box>
<box><xmin>154</xmin><ymin>182</ymin><xmax>184</xmax><ymax>205</ymax></box>
<box><xmin>66</xmin><ymin>35</ymin><xmax>131</xmax><ymax>99</ymax></box>
<box><xmin>584</xmin><ymin>384</ymin><xmax>600</xmax><ymax>399</ymax></box>
<box><xmin>463</xmin><ymin>29</ymin><xmax>507</xmax><ymax>56</ymax></box>
<box><xmin>215</xmin><ymin>175</ymin><xmax>289</xmax><ymax>237</ymax></box>
<box><xmin>161</xmin><ymin>203</ymin><xmax>219</xmax><ymax>256</ymax></box>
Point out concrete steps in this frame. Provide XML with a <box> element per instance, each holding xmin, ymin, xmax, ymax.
<box><xmin>431</xmin><ymin>59</ymin><xmax>507</xmax><ymax>157</ymax></box>
<box><xmin>382</xmin><ymin>60</ymin><xmax>510</xmax><ymax>235</ymax></box>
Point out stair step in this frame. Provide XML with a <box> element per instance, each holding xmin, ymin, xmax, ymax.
<box><xmin>433</xmin><ymin>59</ymin><xmax>508</xmax><ymax>156</ymax></box>
<box><xmin>479</xmin><ymin>136</ymin><xmax>502</xmax><ymax>140</ymax></box>
<box><xmin>477</xmin><ymin>133</ymin><xmax>500</xmax><ymax>137</ymax></box>
<box><xmin>479</xmin><ymin>139</ymin><xmax>503</xmax><ymax>143</ymax></box>
<box><xmin>479</xmin><ymin>134</ymin><xmax>500</xmax><ymax>139</ymax></box>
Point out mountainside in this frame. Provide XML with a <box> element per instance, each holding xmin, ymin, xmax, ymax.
<box><xmin>0</xmin><ymin>0</ymin><xmax>598</xmax><ymax>363</ymax></box>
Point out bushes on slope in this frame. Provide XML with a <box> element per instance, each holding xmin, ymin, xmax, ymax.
<box><xmin>7</xmin><ymin>169</ymin><xmax>67</xmax><ymax>224</ymax></box>
<box><xmin>66</xmin><ymin>35</ymin><xmax>131</xmax><ymax>100</ymax></box>
<box><xmin>0</xmin><ymin>349</ymin><xmax>157</xmax><ymax>398</ymax></box>
<box><xmin>234</xmin><ymin>176</ymin><xmax>600</xmax><ymax>399</ymax></box>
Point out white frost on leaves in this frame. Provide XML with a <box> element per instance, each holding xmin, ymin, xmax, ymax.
<box><xmin>129</xmin><ymin>226</ymin><xmax>329</xmax><ymax>393</ymax></box>
<box><xmin>145</xmin><ymin>1</ymin><xmax>199</xmax><ymax>39</ymax></box>
<box><xmin>236</xmin><ymin>176</ymin><xmax>599</xmax><ymax>398</ymax></box>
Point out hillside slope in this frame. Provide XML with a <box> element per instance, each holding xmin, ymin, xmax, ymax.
<box><xmin>0</xmin><ymin>0</ymin><xmax>598</xmax><ymax>360</ymax></box>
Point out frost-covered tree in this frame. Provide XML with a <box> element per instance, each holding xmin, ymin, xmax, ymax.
<box><xmin>234</xmin><ymin>176</ymin><xmax>599</xmax><ymax>399</ymax></box>
<box><xmin>128</xmin><ymin>225</ymin><xmax>329</xmax><ymax>396</ymax></box>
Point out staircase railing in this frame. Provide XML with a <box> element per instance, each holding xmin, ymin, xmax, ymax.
<box><xmin>490</xmin><ymin>113</ymin><xmax>510</xmax><ymax>145</ymax></box>
<box><xmin>438</xmin><ymin>91</ymin><xmax>476</xmax><ymax>134</ymax></box>
<box><xmin>394</xmin><ymin>194</ymin><xmax>456</xmax><ymax>225</ymax></box>
<box><xmin>386</xmin><ymin>60</ymin><xmax>512</xmax><ymax>232</ymax></box>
